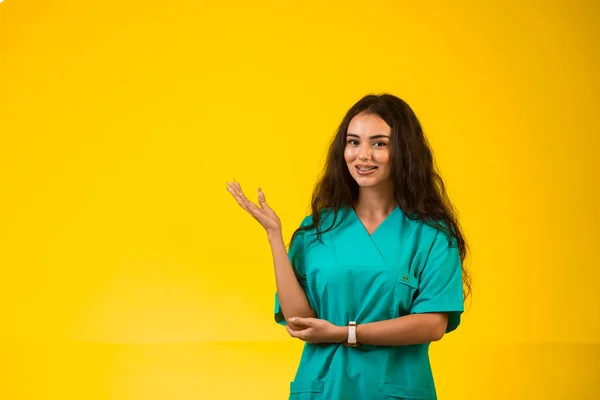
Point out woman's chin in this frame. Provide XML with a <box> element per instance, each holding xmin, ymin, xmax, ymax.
<box><xmin>353</xmin><ymin>176</ymin><xmax>380</xmax><ymax>188</ymax></box>
<box><xmin>351</xmin><ymin>173</ymin><xmax>392</xmax><ymax>189</ymax></box>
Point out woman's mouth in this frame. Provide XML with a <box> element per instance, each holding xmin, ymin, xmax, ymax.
<box><xmin>356</xmin><ymin>164</ymin><xmax>378</xmax><ymax>175</ymax></box>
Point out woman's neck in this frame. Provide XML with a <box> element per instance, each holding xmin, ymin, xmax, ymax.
<box><xmin>353</xmin><ymin>183</ymin><xmax>397</xmax><ymax>218</ymax></box>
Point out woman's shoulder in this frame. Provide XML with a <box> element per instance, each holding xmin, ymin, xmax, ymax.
<box><xmin>401</xmin><ymin>210</ymin><xmax>452</xmax><ymax>243</ymax></box>
<box><xmin>297</xmin><ymin>214</ymin><xmax>313</xmax><ymax>230</ymax></box>
<box><xmin>299</xmin><ymin>206</ymin><xmax>353</xmax><ymax>228</ymax></box>
<box><xmin>294</xmin><ymin>207</ymin><xmax>353</xmax><ymax>238</ymax></box>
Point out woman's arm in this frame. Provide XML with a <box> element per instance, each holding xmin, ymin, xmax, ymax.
<box><xmin>287</xmin><ymin>313</ymin><xmax>448</xmax><ymax>345</ymax></box>
<box><xmin>352</xmin><ymin>313</ymin><xmax>448</xmax><ymax>345</ymax></box>
<box><xmin>226</xmin><ymin>182</ymin><xmax>316</xmax><ymax>332</ymax></box>
<box><xmin>268</xmin><ymin>229</ymin><xmax>316</xmax><ymax>331</ymax></box>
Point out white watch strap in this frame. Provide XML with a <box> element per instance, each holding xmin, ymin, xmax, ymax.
<box><xmin>347</xmin><ymin>321</ymin><xmax>357</xmax><ymax>344</ymax></box>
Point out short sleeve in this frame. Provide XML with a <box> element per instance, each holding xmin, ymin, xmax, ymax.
<box><xmin>274</xmin><ymin>218</ymin><xmax>310</xmax><ymax>326</ymax></box>
<box><xmin>410</xmin><ymin>230</ymin><xmax>465</xmax><ymax>333</ymax></box>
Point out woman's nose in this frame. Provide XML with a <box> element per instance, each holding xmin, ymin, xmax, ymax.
<box><xmin>358</xmin><ymin>144</ymin><xmax>371</xmax><ymax>160</ymax></box>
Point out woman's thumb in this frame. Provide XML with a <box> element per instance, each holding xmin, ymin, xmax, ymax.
<box><xmin>258</xmin><ymin>188</ymin><xmax>268</xmax><ymax>207</ymax></box>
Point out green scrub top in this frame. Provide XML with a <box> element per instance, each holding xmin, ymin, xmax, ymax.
<box><xmin>274</xmin><ymin>206</ymin><xmax>464</xmax><ymax>400</ymax></box>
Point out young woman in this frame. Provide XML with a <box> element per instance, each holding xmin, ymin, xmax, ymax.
<box><xmin>226</xmin><ymin>93</ymin><xmax>471</xmax><ymax>400</ymax></box>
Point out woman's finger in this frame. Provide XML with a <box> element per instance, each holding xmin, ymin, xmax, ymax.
<box><xmin>285</xmin><ymin>325</ymin><xmax>296</xmax><ymax>337</ymax></box>
<box><xmin>286</xmin><ymin>325</ymin><xmax>308</xmax><ymax>341</ymax></box>
<box><xmin>227</xmin><ymin>181</ymin><xmax>264</xmax><ymax>220</ymax></box>
<box><xmin>235</xmin><ymin>182</ymin><xmax>265</xmax><ymax>215</ymax></box>
<box><xmin>231</xmin><ymin>181</ymin><xmax>250</xmax><ymax>206</ymax></box>
<box><xmin>288</xmin><ymin>317</ymin><xmax>313</xmax><ymax>327</ymax></box>
<box><xmin>234</xmin><ymin>181</ymin><xmax>247</xmax><ymax>199</ymax></box>
<box><xmin>226</xmin><ymin>181</ymin><xmax>240</xmax><ymax>196</ymax></box>
<box><xmin>239</xmin><ymin>191</ymin><xmax>259</xmax><ymax>215</ymax></box>
<box><xmin>230</xmin><ymin>193</ymin><xmax>250</xmax><ymax>214</ymax></box>
<box><xmin>227</xmin><ymin>182</ymin><xmax>252</xmax><ymax>213</ymax></box>
<box><xmin>257</xmin><ymin>188</ymin><xmax>269</xmax><ymax>209</ymax></box>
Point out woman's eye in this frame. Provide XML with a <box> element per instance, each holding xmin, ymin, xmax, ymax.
<box><xmin>374</xmin><ymin>142</ymin><xmax>387</xmax><ymax>147</ymax></box>
<box><xmin>348</xmin><ymin>140</ymin><xmax>358</xmax><ymax>146</ymax></box>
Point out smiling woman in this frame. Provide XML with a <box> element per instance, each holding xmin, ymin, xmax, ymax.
<box><xmin>226</xmin><ymin>93</ymin><xmax>470</xmax><ymax>400</ymax></box>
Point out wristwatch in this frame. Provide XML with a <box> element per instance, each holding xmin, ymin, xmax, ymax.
<box><xmin>344</xmin><ymin>321</ymin><xmax>360</xmax><ymax>347</ymax></box>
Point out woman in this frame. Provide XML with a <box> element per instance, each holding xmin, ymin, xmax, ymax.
<box><xmin>226</xmin><ymin>93</ymin><xmax>470</xmax><ymax>400</ymax></box>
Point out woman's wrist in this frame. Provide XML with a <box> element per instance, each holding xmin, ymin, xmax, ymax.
<box><xmin>333</xmin><ymin>325</ymin><xmax>348</xmax><ymax>343</ymax></box>
<box><xmin>266</xmin><ymin>228</ymin><xmax>283</xmax><ymax>242</ymax></box>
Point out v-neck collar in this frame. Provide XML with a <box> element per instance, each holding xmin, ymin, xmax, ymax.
<box><xmin>351</xmin><ymin>205</ymin><xmax>400</xmax><ymax>237</ymax></box>
<box><xmin>348</xmin><ymin>205</ymin><xmax>402</xmax><ymax>267</ymax></box>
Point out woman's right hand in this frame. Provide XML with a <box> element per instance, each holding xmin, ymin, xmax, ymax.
<box><xmin>226</xmin><ymin>180</ymin><xmax>282</xmax><ymax>235</ymax></box>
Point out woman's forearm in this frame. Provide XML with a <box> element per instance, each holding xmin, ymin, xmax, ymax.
<box><xmin>350</xmin><ymin>313</ymin><xmax>449</xmax><ymax>346</ymax></box>
<box><xmin>268</xmin><ymin>230</ymin><xmax>316</xmax><ymax>330</ymax></box>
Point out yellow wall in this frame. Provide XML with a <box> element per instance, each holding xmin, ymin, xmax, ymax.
<box><xmin>1</xmin><ymin>0</ymin><xmax>598</xmax><ymax>398</ymax></box>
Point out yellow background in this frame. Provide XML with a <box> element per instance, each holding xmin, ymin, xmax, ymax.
<box><xmin>1</xmin><ymin>0</ymin><xmax>598</xmax><ymax>398</ymax></box>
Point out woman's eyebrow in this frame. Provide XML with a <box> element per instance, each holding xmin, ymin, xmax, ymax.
<box><xmin>346</xmin><ymin>133</ymin><xmax>390</xmax><ymax>139</ymax></box>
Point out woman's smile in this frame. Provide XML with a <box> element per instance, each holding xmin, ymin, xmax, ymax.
<box><xmin>355</xmin><ymin>164</ymin><xmax>378</xmax><ymax>175</ymax></box>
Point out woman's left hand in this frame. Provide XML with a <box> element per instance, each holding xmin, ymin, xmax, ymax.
<box><xmin>285</xmin><ymin>317</ymin><xmax>346</xmax><ymax>344</ymax></box>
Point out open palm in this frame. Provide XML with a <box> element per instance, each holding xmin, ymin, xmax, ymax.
<box><xmin>226</xmin><ymin>180</ymin><xmax>282</xmax><ymax>234</ymax></box>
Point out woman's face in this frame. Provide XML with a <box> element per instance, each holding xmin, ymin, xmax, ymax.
<box><xmin>344</xmin><ymin>112</ymin><xmax>393</xmax><ymax>188</ymax></box>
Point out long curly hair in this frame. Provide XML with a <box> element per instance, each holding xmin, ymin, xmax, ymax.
<box><xmin>292</xmin><ymin>93</ymin><xmax>471</xmax><ymax>301</ymax></box>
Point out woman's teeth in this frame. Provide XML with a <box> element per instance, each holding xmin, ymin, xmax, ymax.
<box><xmin>356</xmin><ymin>166</ymin><xmax>377</xmax><ymax>175</ymax></box>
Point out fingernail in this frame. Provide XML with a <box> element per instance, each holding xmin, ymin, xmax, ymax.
<box><xmin>289</xmin><ymin>317</ymin><xmax>295</xmax><ymax>322</ymax></box>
